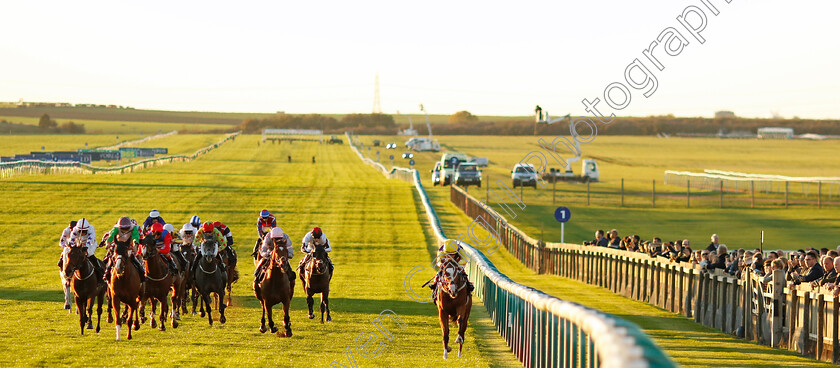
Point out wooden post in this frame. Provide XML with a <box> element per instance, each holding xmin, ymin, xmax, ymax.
<box><xmin>771</xmin><ymin>269</ymin><xmax>784</xmax><ymax>348</ymax></box>
<box><xmin>687</xmin><ymin>179</ymin><xmax>691</xmax><ymax>208</ymax></box>
<box><xmin>720</xmin><ymin>181</ymin><xmax>724</xmax><ymax>209</ymax></box>
<box><xmin>833</xmin><ymin>295</ymin><xmax>839</xmax><ymax>364</ymax></box>
<box><xmin>751</xmin><ymin>180</ymin><xmax>755</xmax><ymax>208</ymax></box>
<box><xmin>586</xmin><ymin>181</ymin><xmax>590</xmax><ymax>206</ymax></box>
<box><xmin>785</xmin><ymin>181</ymin><xmax>789</xmax><ymax>209</ymax></box>
<box><xmin>652</xmin><ymin>179</ymin><xmax>656</xmax><ymax>208</ymax></box>
<box><xmin>817</xmin><ymin>293</ymin><xmax>825</xmax><ymax>360</ymax></box>
<box><xmin>803</xmin><ymin>291</ymin><xmax>812</xmax><ymax>356</ymax></box>
<box><xmin>620</xmin><ymin>178</ymin><xmax>624</xmax><ymax>207</ymax></box>
<box><xmin>818</xmin><ymin>181</ymin><xmax>822</xmax><ymax>209</ymax></box>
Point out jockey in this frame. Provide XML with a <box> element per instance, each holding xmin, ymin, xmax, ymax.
<box><xmin>214</xmin><ymin>221</ymin><xmax>238</xmax><ymax>282</ymax></box>
<box><xmin>428</xmin><ymin>239</ymin><xmax>474</xmax><ymax>296</ymax></box>
<box><xmin>145</xmin><ymin>223</ymin><xmax>179</xmax><ymax>274</ymax></box>
<box><xmin>165</xmin><ymin>223</ymin><xmax>189</xmax><ymax>271</ymax></box>
<box><xmin>297</xmin><ymin>227</ymin><xmax>334</xmax><ymax>277</ymax></box>
<box><xmin>180</xmin><ymin>223</ymin><xmax>197</xmax><ymax>250</ymax></box>
<box><xmin>254</xmin><ymin>227</ymin><xmax>294</xmax><ymax>284</ymax></box>
<box><xmin>253</xmin><ymin>209</ymin><xmax>276</xmax><ymax>257</ymax></box>
<box><xmin>142</xmin><ymin>210</ymin><xmax>166</xmax><ymax>233</ymax></box>
<box><xmin>191</xmin><ymin>222</ymin><xmax>227</xmax><ymax>275</ymax></box>
<box><xmin>189</xmin><ymin>215</ymin><xmax>201</xmax><ymax>230</ymax></box>
<box><xmin>68</xmin><ymin>219</ymin><xmax>104</xmax><ymax>281</ymax></box>
<box><xmin>104</xmin><ymin>216</ymin><xmax>145</xmax><ymax>282</ymax></box>
<box><xmin>57</xmin><ymin>220</ymin><xmax>77</xmax><ymax>268</ymax></box>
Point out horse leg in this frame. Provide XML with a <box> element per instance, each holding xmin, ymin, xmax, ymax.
<box><xmin>171</xmin><ymin>292</ymin><xmax>180</xmax><ymax>328</ymax></box>
<box><xmin>226</xmin><ymin>280</ymin><xmax>232</xmax><ymax>307</ymax></box>
<box><xmin>203</xmin><ymin>293</ymin><xmax>213</xmax><ymax>326</ymax></box>
<box><xmin>107</xmin><ymin>291</ymin><xmax>114</xmax><ymax>324</ymax></box>
<box><xmin>199</xmin><ymin>292</ymin><xmax>206</xmax><ymax>318</ymax></box>
<box><xmin>96</xmin><ymin>291</ymin><xmax>103</xmax><ymax>333</ymax></box>
<box><xmin>75</xmin><ymin>295</ymin><xmax>86</xmax><ymax>335</ymax></box>
<box><xmin>440</xmin><ymin>311</ymin><xmax>452</xmax><ymax>359</ymax></box>
<box><xmin>218</xmin><ymin>290</ymin><xmax>226</xmax><ymax>324</ymax></box>
<box><xmin>282</xmin><ymin>299</ymin><xmax>292</xmax><ymax>337</ymax></box>
<box><xmin>267</xmin><ymin>301</ymin><xmax>277</xmax><ymax>333</ymax></box>
<box><xmin>306</xmin><ymin>293</ymin><xmax>315</xmax><ymax>319</ymax></box>
<box><xmin>113</xmin><ymin>296</ymin><xmax>122</xmax><ymax>341</ymax></box>
<box><xmin>127</xmin><ymin>301</ymin><xmax>138</xmax><ymax>340</ymax></box>
<box><xmin>192</xmin><ymin>287</ymin><xmax>200</xmax><ymax>316</ymax></box>
<box><xmin>62</xmin><ymin>277</ymin><xmax>72</xmax><ymax>310</ymax></box>
<box><xmin>457</xmin><ymin>301</ymin><xmax>471</xmax><ymax>358</ymax></box>
<box><xmin>322</xmin><ymin>290</ymin><xmax>331</xmax><ymax>323</ymax></box>
<box><xmin>133</xmin><ymin>305</ymin><xmax>140</xmax><ymax>330</ymax></box>
<box><xmin>259</xmin><ymin>299</ymin><xmax>267</xmax><ymax>333</ymax></box>
<box><xmin>150</xmin><ymin>298</ymin><xmax>157</xmax><ymax>329</ymax></box>
<box><xmin>139</xmin><ymin>297</ymin><xmax>147</xmax><ymax>324</ymax></box>
<box><xmin>86</xmin><ymin>296</ymin><xmax>94</xmax><ymax>329</ymax></box>
<box><xmin>159</xmin><ymin>296</ymin><xmax>168</xmax><ymax>331</ymax></box>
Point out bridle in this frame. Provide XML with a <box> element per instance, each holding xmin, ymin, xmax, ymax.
<box><xmin>65</xmin><ymin>247</ymin><xmax>95</xmax><ymax>281</ymax></box>
<box><xmin>141</xmin><ymin>237</ymin><xmax>170</xmax><ymax>281</ymax></box>
<box><xmin>439</xmin><ymin>257</ymin><xmax>467</xmax><ymax>299</ymax></box>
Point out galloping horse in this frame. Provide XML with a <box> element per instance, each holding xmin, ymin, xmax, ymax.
<box><xmin>108</xmin><ymin>237</ymin><xmax>142</xmax><ymax>340</ymax></box>
<box><xmin>180</xmin><ymin>241</ymin><xmax>197</xmax><ymax>316</ymax></box>
<box><xmin>220</xmin><ymin>247</ymin><xmax>238</xmax><ymax>307</ymax></box>
<box><xmin>254</xmin><ymin>240</ymin><xmax>294</xmax><ymax>336</ymax></box>
<box><xmin>138</xmin><ymin>236</ymin><xmax>175</xmax><ymax>330</ymax></box>
<box><xmin>436</xmin><ymin>257</ymin><xmax>472</xmax><ymax>359</ymax></box>
<box><xmin>63</xmin><ymin>245</ymin><xmax>107</xmax><ymax>334</ymax></box>
<box><xmin>301</xmin><ymin>242</ymin><xmax>332</xmax><ymax>323</ymax></box>
<box><xmin>193</xmin><ymin>234</ymin><xmax>227</xmax><ymax>326</ymax></box>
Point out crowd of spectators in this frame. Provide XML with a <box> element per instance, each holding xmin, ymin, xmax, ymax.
<box><xmin>585</xmin><ymin>229</ymin><xmax>840</xmax><ymax>294</ymax></box>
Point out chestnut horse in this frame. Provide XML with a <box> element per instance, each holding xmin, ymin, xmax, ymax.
<box><xmin>436</xmin><ymin>257</ymin><xmax>472</xmax><ymax>359</ymax></box>
<box><xmin>63</xmin><ymin>245</ymin><xmax>107</xmax><ymax>334</ymax></box>
<box><xmin>301</xmin><ymin>242</ymin><xmax>331</xmax><ymax>323</ymax></box>
<box><xmin>138</xmin><ymin>236</ymin><xmax>175</xmax><ymax>330</ymax></box>
<box><xmin>193</xmin><ymin>235</ymin><xmax>227</xmax><ymax>326</ymax></box>
<box><xmin>109</xmin><ymin>238</ymin><xmax>142</xmax><ymax>340</ymax></box>
<box><xmin>254</xmin><ymin>241</ymin><xmax>294</xmax><ymax>336</ymax></box>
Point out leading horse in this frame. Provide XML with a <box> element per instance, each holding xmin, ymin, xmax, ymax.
<box><xmin>254</xmin><ymin>240</ymin><xmax>294</xmax><ymax>336</ymax></box>
<box><xmin>63</xmin><ymin>245</ymin><xmax>107</xmax><ymax>334</ymax></box>
<box><xmin>301</xmin><ymin>242</ymin><xmax>331</xmax><ymax>323</ymax></box>
<box><xmin>436</xmin><ymin>257</ymin><xmax>472</xmax><ymax>359</ymax></box>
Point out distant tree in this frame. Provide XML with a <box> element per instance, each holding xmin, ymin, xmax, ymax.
<box><xmin>59</xmin><ymin>121</ymin><xmax>86</xmax><ymax>134</ymax></box>
<box><xmin>449</xmin><ymin>111</ymin><xmax>478</xmax><ymax>124</ymax></box>
<box><xmin>341</xmin><ymin>113</ymin><xmax>395</xmax><ymax>128</ymax></box>
<box><xmin>38</xmin><ymin>113</ymin><xmax>57</xmax><ymax>129</ymax></box>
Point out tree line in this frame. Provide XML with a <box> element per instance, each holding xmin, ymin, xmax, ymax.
<box><xmin>239</xmin><ymin>113</ymin><xmax>395</xmax><ymax>133</ymax></box>
<box><xmin>38</xmin><ymin>114</ymin><xmax>86</xmax><ymax>133</ymax></box>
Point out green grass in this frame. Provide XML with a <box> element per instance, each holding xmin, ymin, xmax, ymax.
<box><xmin>0</xmin><ymin>135</ymin><xmax>520</xmax><ymax>367</ymax></box>
<box><xmin>357</xmin><ymin>135</ymin><xmax>840</xmax><ymax>250</ymax></box>
<box><xmin>421</xmin><ymin>180</ymin><xmax>834</xmax><ymax>368</ymax></box>
<box><xmin>0</xmin><ymin>116</ymin><xmax>230</xmax><ymax>134</ymax></box>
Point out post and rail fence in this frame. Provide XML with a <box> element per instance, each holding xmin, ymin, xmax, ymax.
<box><xmin>451</xmin><ymin>183</ymin><xmax>840</xmax><ymax>364</ymax></box>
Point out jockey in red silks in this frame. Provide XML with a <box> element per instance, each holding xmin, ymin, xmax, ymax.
<box><xmin>253</xmin><ymin>209</ymin><xmax>277</xmax><ymax>257</ymax></box>
<box><xmin>144</xmin><ymin>222</ymin><xmax>178</xmax><ymax>274</ymax></box>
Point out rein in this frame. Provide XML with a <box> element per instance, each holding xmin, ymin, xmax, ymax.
<box><xmin>73</xmin><ymin>258</ymin><xmax>96</xmax><ymax>281</ymax></box>
<box><xmin>199</xmin><ymin>259</ymin><xmax>218</xmax><ymax>274</ymax></box>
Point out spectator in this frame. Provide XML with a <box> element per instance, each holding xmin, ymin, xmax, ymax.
<box><xmin>752</xmin><ymin>252</ymin><xmax>765</xmax><ymax>276</ymax></box>
<box><xmin>830</xmin><ymin>250</ymin><xmax>839</xmax><ymax>258</ymax></box>
<box><xmin>706</xmin><ymin>244</ymin><xmax>728</xmax><ymax>271</ymax></box>
<box><xmin>815</xmin><ymin>256</ymin><xmax>837</xmax><ymax>287</ymax></box>
<box><xmin>786</xmin><ymin>254</ymin><xmax>801</xmax><ymax>281</ymax></box>
<box><xmin>790</xmin><ymin>251</ymin><xmax>824</xmax><ymax>286</ymax></box>
<box><xmin>607</xmin><ymin>229</ymin><xmax>621</xmax><ymax>249</ymax></box>
<box><xmin>821</xmin><ymin>248</ymin><xmax>830</xmax><ymax>257</ymax></box>
<box><xmin>706</xmin><ymin>234</ymin><xmax>720</xmax><ymax>252</ymax></box>
<box><xmin>590</xmin><ymin>230</ymin><xmax>608</xmax><ymax>247</ymax></box>
<box><xmin>699</xmin><ymin>250</ymin><xmax>711</xmax><ymax>268</ymax></box>
<box><xmin>766</xmin><ymin>251</ymin><xmax>778</xmax><ymax>262</ymax></box>
<box><xmin>675</xmin><ymin>247</ymin><xmax>691</xmax><ymax>263</ymax></box>
<box><xmin>683</xmin><ymin>239</ymin><xmax>692</xmax><ymax>252</ymax></box>
<box><xmin>763</xmin><ymin>259</ymin><xmax>786</xmax><ymax>283</ymax></box>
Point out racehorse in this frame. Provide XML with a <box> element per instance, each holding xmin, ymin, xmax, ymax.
<box><xmin>220</xmin><ymin>246</ymin><xmax>238</xmax><ymax>307</ymax></box>
<box><xmin>436</xmin><ymin>257</ymin><xmax>472</xmax><ymax>359</ymax></box>
<box><xmin>180</xmin><ymin>241</ymin><xmax>197</xmax><ymax>316</ymax></box>
<box><xmin>301</xmin><ymin>242</ymin><xmax>332</xmax><ymax>323</ymax></box>
<box><xmin>58</xmin><ymin>248</ymin><xmax>73</xmax><ymax>311</ymax></box>
<box><xmin>193</xmin><ymin>234</ymin><xmax>227</xmax><ymax>326</ymax></box>
<box><xmin>108</xmin><ymin>237</ymin><xmax>142</xmax><ymax>340</ymax></box>
<box><xmin>63</xmin><ymin>245</ymin><xmax>107</xmax><ymax>334</ymax></box>
<box><xmin>138</xmin><ymin>236</ymin><xmax>175</xmax><ymax>330</ymax></box>
<box><xmin>254</xmin><ymin>240</ymin><xmax>293</xmax><ymax>336</ymax></box>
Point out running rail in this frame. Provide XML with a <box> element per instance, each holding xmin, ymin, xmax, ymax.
<box><xmin>346</xmin><ymin>132</ymin><xmax>675</xmax><ymax>368</ymax></box>
<box><xmin>0</xmin><ymin>131</ymin><xmax>240</xmax><ymax>179</ymax></box>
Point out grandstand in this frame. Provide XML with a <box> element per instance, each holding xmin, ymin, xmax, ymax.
<box><xmin>261</xmin><ymin>129</ymin><xmax>323</xmax><ymax>143</ymax></box>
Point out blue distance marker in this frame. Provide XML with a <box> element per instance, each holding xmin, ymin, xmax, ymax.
<box><xmin>554</xmin><ymin>206</ymin><xmax>571</xmax><ymax>243</ymax></box>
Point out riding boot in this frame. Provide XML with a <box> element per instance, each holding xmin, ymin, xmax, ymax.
<box><xmin>468</xmin><ymin>282</ymin><xmax>475</xmax><ymax>292</ymax></box>
<box><xmin>163</xmin><ymin>254</ymin><xmax>178</xmax><ymax>274</ymax></box>
<box><xmin>216</xmin><ymin>253</ymin><xmax>227</xmax><ymax>272</ymax></box>
<box><xmin>229</xmin><ymin>247</ymin><xmax>238</xmax><ymax>266</ymax></box>
<box><xmin>251</xmin><ymin>239</ymin><xmax>261</xmax><ymax>258</ymax></box>
<box><xmin>174</xmin><ymin>250</ymin><xmax>188</xmax><ymax>271</ymax></box>
<box><xmin>190</xmin><ymin>253</ymin><xmax>200</xmax><ymax>276</ymax></box>
<box><xmin>88</xmin><ymin>255</ymin><xmax>104</xmax><ymax>281</ymax></box>
<box><xmin>254</xmin><ymin>258</ymin><xmax>267</xmax><ymax>283</ymax></box>
<box><xmin>57</xmin><ymin>254</ymin><xmax>64</xmax><ymax>269</ymax></box>
<box><xmin>131</xmin><ymin>256</ymin><xmax>147</xmax><ymax>282</ymax></box>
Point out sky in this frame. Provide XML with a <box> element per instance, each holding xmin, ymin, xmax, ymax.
<box><xmin>1</xmin><ymin>0</ymin><xmax>838</xmax><ymax>119</ymax></box>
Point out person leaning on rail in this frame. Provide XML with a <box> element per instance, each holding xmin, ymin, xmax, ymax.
<box><xmin>789</xmin><ymin>251</ymin><xmax>824</xmax><ymax>287</ymax></box>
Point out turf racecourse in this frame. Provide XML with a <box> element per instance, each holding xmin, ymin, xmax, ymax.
<box><xmin>0</xmin><ymin>135</ymin><xmax>520</xmax><ymax>367</ymax></box>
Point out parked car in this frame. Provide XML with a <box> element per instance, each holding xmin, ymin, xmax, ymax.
<box><xmin>454</xmin><ymin>163</ymin><xmax>481</xmax><ymax>188</ymax></box>
<box><xmin>431</xmin><ymin>162</ymin><xmax>442</xmax><ymax>186</ymax></box>
<box><xmin>439</xmin><ymin>152</ymin><xmax>468</xmax><ymax>186</ymax></box>
<box><xmin>373</xmin><ymin>140</ymin><xmax>381</xmax><ymax>147</ymax></box>
<box><xmin>511</xmin><ymin>163</ymin><xmax>538</xmax><ymax>188</ymax></box>
<box><xmin>328</xmin><ymin>136</ymin><xmax>343</xmax><ymax>144</ymax></box>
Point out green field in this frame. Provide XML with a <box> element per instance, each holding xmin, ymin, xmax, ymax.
<box><xmin>0</xmin><ymin>116</ymin><xmax>230</xmax><ymax>134</ymax></box>
<box><xmin>0</xmin><ymin>135</ymin><xmax>519</xmax><ymax>367</ymax></box>
<box><xmin>357</xmin><ymin>135</ymin><xmax>840</xmax><ymax>250</ymax></box>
